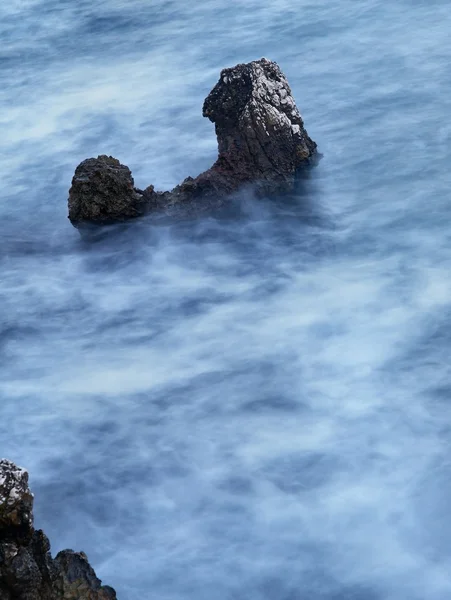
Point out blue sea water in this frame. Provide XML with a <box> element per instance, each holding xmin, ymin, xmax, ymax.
<box><xmin>1</xmin><ymin>1</ymin><xmax>451</xmax><ymax>598</ymax></box>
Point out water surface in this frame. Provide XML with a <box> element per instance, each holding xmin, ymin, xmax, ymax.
<box><xmin>1</xmin><ymin>1</ymin><xmax>451</xmax><ymax>598</ymax></box>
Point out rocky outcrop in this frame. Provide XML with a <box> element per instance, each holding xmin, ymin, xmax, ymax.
<box><xmin>68</xmin><ymin>156</ymin><xmax>147</xmax><ymax>226</ymax></box>
<box><xmin>68</xmin><ymin>58</ymin><xmax>317</xmax><ymax>228</ymax></box>
<box><xmin>0</xmin><ymin>459</ymin><xmax>116</xmax><ymax>600</ymax></box>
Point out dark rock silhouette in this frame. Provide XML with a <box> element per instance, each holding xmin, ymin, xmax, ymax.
<box><xmin>68</xmin><ymin>156</ymin><xmax>147</xmax><ymax>226</ymax></box>
<box><xmin>0</xmin><ymin>459</ymin><xmax>116</xmax><ymax>600</ymax></box>
<box><xmin>68</xmin><ymin>58</ymin><xmax>317</xmax><ymax>228</ymax></box>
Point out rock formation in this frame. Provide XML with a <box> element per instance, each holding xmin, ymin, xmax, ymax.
<box><xmin>68</xmin><ymin>58</ymin><xmax>317</xmax><ymax>228</ymax></box>
<box><xmin>0</xmin><ymin>459</ymin><xmax>116</xmax><ymax>600</ymax></box>
<box><xmin>68</xmin><ymin>157</ymin><xmax>147</xmax><ymax>226</ymax></box>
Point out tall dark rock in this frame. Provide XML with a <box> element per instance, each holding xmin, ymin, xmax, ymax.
<box><xmin>0</xmin><ymin>459</ymin><xmax>116</xmax><ymax>600</ymax></box>
<box><xmin>68</xmin><ymin>58</ymin><xmax>317</xmax><ymax>228</ymax></box>
<box><xmin>202</xmin><ymin>58</ymin><xmax>316</xmax><ymax>191</ymax></box>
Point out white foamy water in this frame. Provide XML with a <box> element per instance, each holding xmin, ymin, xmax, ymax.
<box><xmin>2</xmin><ymin>1</ymin><xmax>451</xmax><ymax>598</ymax></box>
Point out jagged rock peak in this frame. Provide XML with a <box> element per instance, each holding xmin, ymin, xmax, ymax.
<box><xmin>0</xmin><ymin>459</ymin><xmax>34</xmax><ymax>541</ymax></box>
<box><xmin>0</xmin><ymin>459</ymin><xmax>117</xmax><ymax>600</ymax></box>
<box><xmin>203</xmin><ymin>57</ymin><xmax>316</xmax><ymax>178</ymax></box>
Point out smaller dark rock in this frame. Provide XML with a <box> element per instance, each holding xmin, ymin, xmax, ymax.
<box><xmin>53</xmin><ymin>551</ymin><xmax>116</xmax><ymax>600</ymax></box>
<box><xmin>68</xmin><ymin>155</ymin><xmax>146</xmax><ymax>227</ymax></box>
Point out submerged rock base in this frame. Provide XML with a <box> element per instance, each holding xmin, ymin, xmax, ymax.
<box><xmin>0</xmin><ymin>459</ymin><xmax>116</xmax><ymax>600</ymax></box>
<box><xmin>68</xmin><ymin>58</ymin><xmax>317</xmax><ymax>228</ymax></box>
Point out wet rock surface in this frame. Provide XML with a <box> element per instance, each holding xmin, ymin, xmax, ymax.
<box><xmin>68</xmin><ymin>156</ymin><xmax>147</xmax><ymax>226</ymax></box>
<box><xmin>0</xmin><ymin>459</ymin><xmax>116</xmax><ymax>600</ymax></box>
<box><xmin>203</xmin><ymin>57</ymin><xmax>316</xmax><ymax>190</ymax></box>
<box><xmin>68</xmin><ymin>58</ymin><xmax>317</xmax><ymax>228</ymax></box>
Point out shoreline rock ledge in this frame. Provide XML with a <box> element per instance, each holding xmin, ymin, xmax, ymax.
<box><xmin>0</xmin><ymin>459</ymin><xmax>116</xmax><ymax>600</ymax></box>
<box><xmin>68</xmin><ymin>58</ymin><xmax>317</xmax><ymax>228</ymax></box>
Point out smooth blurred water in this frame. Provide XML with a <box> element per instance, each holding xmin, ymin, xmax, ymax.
<box><xmin>1</xmin><ymin>1</ymin><xmax>451</xmax><ymax>598</ymax></box>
